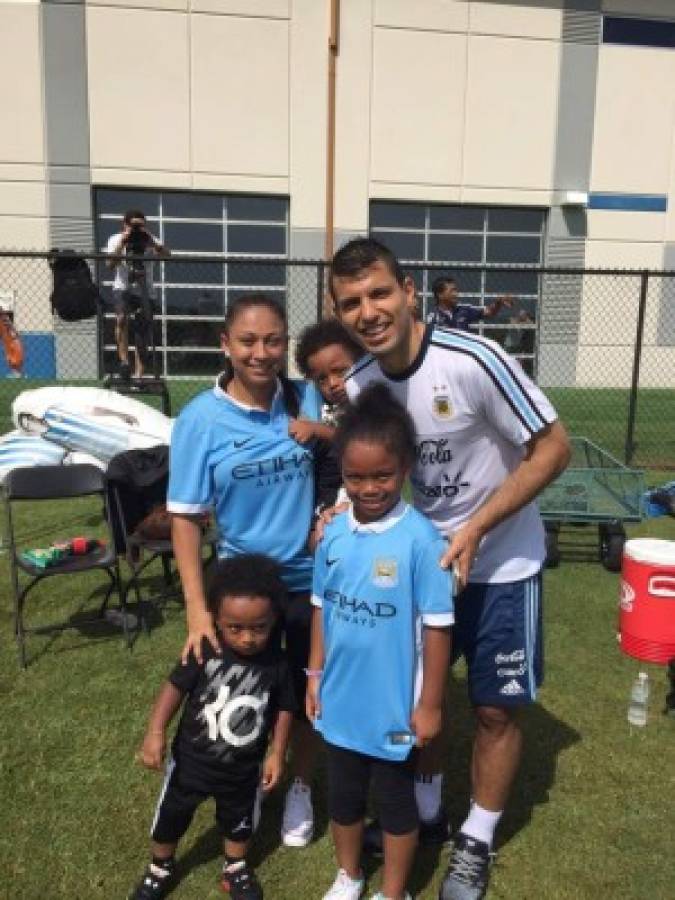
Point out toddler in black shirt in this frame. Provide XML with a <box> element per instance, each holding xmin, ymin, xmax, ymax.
<box><xmin>129</xmin><ymin>555</ymin><xmax>295</xmax><ymax>900</ymax></box>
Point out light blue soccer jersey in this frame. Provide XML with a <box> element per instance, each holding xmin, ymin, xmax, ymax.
<box><xmin>312</xmin><ymin>500</ymin><xmax>454</xmax><ymax>761</ymax></box>
<box><xmin>168</xmin><ymin>377</ymin><xmax>322</xmax><ymax>592</ymax></box>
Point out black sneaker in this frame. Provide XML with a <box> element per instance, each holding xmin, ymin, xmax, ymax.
<box><xmin>129</xmin><ymin>862</ymin><xmax>174</xmax><ymax>900</ymax></box>
<box><xmin>363</xmin><ymin>809</ymin><xmax>451</xmax><ymax>858</ymax></box>
<box><xmin>438</xmin><ymin>832</ymin><xmax>494</xmax><ymax>900</ymax></box>
<box><xmin>221</xmin><ymin>860</ymin><xmax>263</xmax><ymax>899</ymax></box>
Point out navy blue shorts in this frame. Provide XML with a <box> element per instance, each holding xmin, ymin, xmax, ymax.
<box><xmin>452</xmin><ymin>572</ymin><xmax>543</xmax><ymax>707</ymax></box>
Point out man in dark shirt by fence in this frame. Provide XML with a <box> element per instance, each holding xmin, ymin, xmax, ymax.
<box><xmin>431</xmin><ymin>276</ymin><xmax>513</xmax><ymax>331</ymax></box>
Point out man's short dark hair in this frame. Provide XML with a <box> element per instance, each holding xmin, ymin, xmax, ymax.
<box><xmin>431</xmin><ymin>276</ymin><xmax>456</xmax><ymax>299</ymax></box>
<box><xmin>330</xmin><ymin>237</ymin><xmax>405</xmax><ymax>298</ymax></box>
<box><xmin>295</xmin><ymin>319</ymin><xmax>363</xmax><ymax>378</ymax></box>
<box><xmin>123</xmin><ymin>209</ymin><xmax>146</xmax><ymax>225</ymax></box>
<box><xmin>206</xmin><ymin>554</ymin><xmax>287</xmax><ymax>618</ymax></box>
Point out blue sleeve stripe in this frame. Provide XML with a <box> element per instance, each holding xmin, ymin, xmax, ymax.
<box><xmin>431</xmin><ymin>330</ymin><xmax>549</xmax><ymax>435</ymax></box>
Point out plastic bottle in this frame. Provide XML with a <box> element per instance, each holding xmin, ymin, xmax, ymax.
<box><xmin>627</xmin><ymin>672</ymin><xmax>649</xmax><ymax>727</ymax></box>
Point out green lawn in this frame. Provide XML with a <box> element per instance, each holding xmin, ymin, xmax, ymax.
<box><xmin>1</xmin><ymin>489</ymin><xmax>674</xmax><ymax>899</ymax></box>
<box><xmin>2</xmin><ymin>381</ymin><xmax>675</xmax><ymax>470</ymax></box>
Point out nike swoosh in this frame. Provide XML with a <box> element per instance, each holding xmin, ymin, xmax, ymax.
<box><xmin>234</xmin><ymin>438</ymin><xmax>253</xmax><ymax>449</ymax></box>
<box><xmin>326</xmin><ymin>557</ymin><xmax>339</xmax><ymax>567</ymax></box>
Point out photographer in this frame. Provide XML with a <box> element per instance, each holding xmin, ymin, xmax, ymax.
<box><xmin>105</xmin><ymin>209</ymin><xmax>170</xmax><ymax>380</ymax></box>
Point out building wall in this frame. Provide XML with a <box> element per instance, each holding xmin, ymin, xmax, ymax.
<box><xmin>0</xmin><ymin>0</ymin><xmax>674</xmax><ymax>387</ymax></box>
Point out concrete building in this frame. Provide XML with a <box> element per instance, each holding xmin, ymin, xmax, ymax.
<box><xmin>1</xmin><ymin>0</ymin><xmax>674</xmax><ymax>384</ymax></box>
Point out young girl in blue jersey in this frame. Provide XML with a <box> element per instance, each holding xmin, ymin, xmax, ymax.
<box><xmin>307</xmin><ymin>384</ymin><xmax>454</xmax><ymax>900</ymax></box>
<box><xmin>167</xmin><ymin>294</ymin><xmax>324</xmax><ymax>848</ymax></box>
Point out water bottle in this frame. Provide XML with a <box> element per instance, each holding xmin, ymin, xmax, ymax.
<box><xmin>627</xmin><ymin>671</ymin><xmax>649</xmax><ymax>727</ymax></box>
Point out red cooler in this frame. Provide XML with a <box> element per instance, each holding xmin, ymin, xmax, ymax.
<box><xmin>620</xmin><ymin>538</ymin><xmax>675</xmax><ymax>664</ymax></box>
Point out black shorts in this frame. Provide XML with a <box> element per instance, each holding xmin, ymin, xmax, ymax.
<box><xmin>112</xmin><ymin>287</ymin><xmax>153</xmax><ymax>319</ymax></box>
<box><xmin>150</xmin><ymin>755</ymin><xmax>261</xmax><ymax>844</ymax></box>
<box><xmin>325</xmin><ymin>742</ymin><xmax>418</xmax><ymax>836</ymax></box>
<box><xmin>271</xmin><ymin>591</ymin><xmax>312</xmax><ymax>721</ymax></box>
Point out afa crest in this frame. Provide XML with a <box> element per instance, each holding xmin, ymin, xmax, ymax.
<box><xmin>372</xmin><ymin>558</ymin><xmax>398</xmax><ymax>588</ymax></box>
<box><xmin>433</xmin><ymin>394</ymin><xmax>453</xmax><ymax>419</ymax></box>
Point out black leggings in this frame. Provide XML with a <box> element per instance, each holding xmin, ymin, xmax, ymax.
<box><xmin>326</xmin><ymin>742</ymin><xmax>418</xmax><ymax>836</ymax></box>
<box><xmin>271</xmin><ymin>591</ymin><xmax>312</xmax><ymax>720</ymax></box>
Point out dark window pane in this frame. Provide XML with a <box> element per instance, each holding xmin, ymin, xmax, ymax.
<box><xmin>425</xmin><ymin>269</ymin><xmax>482</xmax><ymax>295</ymax></box>
<box><xmin>370</xmin><ymin>230</ymin><xmax>424</xmax><ymax>261</ymax></box>
<box><xmin>227</xmin><ymin>289</ymin><xmax>286</xmax><ymax>312</ymax></box>
<box><xmin>603</xmin><ymin>16</ymin><xmax>675</xmax><ymax>49</ymax></box>
<box><xmin>167</xmin><ymin>350</ymin><xmax>222</xmax><ymax>377</ymax></box>
<box><xmin>228</xmin><ymin>196</ymin><xmax>288</xmax><ymax>222</ymax></box>
<box><xmin>370</xmin><ymin>202</ymin><xmax>425</xmax><ymax>229</ymax></box>
<box><xmin>228</xmin><ymin>263</ymin><xmax>286</xmax><ymax>287</ymax></box>
<box><xmin>487</xmin><ymin>207</ymin><xmax>545</xmax><ymax>233</ymax></box>
<box><xmin>163</xmin><ymin>192</ymin><xmax>223</xmax><ymax>218</ymax></box>
<box><xmin>95</xmin><ymin>188</ymin><xmax>159</xmax><ymax>217</ymax></box>
<box><xmin>96</xmin><ymin>217</ymin><xmax>121</xmax><ymax>250</ymax></box>
<box><xmin>485</xmin><ymin>271</ymin><xmax>540</xmax><ymax>295</ymax></box>
<box><xmin>228</xmin><ymin>224</ymin><xmax>286</xmax><ymax>255</ymax></box>
<box><xmin>167</xmin><ymin>320</ymin><xmax>223</xmax><ymax>349</ymax></box>
<box><xmin>164</xmin><ymin>260</ymin><xmax>224</xmax><ymax>285</ymax></box>
<box><xmin>429</xmin><ymin>206</ymin><xmax>485</xmax><ymax>231</ymax></box>
<box><xmin>164</xmin><ymin>222</ymin><xmax>223</xmax><ymax>253</ymax></box>
<box><xmin>165</xmin><ymin>288</ymin><xmax>225</xmax><ymax>316</ymax></box>
<box><xmin>428</xmin><ymin>234</ymin><xmax>483</xmax><ymax>263</ymax></box>
<box><xmin>486</xmin><ymin>236</ymin><xmax>541</xmax><ymax>264</ymax></box>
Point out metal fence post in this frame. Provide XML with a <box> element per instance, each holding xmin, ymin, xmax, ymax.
<box><xmin>624</xmin><ymin>270</ymin><xmax>649</xmax><ymax>465</ymax></box>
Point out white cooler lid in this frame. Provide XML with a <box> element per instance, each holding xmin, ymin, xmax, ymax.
<box><xmin>623</xmin><ymin>538</ymin><xmax>675</xmax><ymax>565</ymax></box>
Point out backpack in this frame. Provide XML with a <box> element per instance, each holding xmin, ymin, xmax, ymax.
<box><xmin>49</xmin><ymin>249</ymin><xmax>100</xmax><ymax>321</ymax></box>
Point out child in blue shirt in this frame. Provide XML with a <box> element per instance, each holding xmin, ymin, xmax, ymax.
<box><xmin>306</xmin><ymin>383</ymin><xmax>454</xmax><ymax>900</ymax></box>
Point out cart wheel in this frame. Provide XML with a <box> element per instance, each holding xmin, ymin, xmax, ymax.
<box><xmin>545</xmin><ymin>524</ymin><xmax>561</xmax><ymax>568</ymax></box>
<box><xmin>599</xmin><ymin>523</ymin><xmax>625</xmax><ymax>572</ymax></box>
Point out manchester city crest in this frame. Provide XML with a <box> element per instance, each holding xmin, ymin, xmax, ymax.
<box><xmin>372</xmin><ymin>558</ymin><xmax>398</xmax><ymax>588</ymax></box>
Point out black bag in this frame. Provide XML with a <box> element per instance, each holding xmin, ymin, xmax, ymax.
<box><xmin>49</xmin><ymin>249</ymin><xmax>100</xmax><ymax>321</ymax></box>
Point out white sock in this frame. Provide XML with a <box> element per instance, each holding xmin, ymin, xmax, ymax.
<box><xmin>414</xmin><ymin>773</ymin><xmax>443</xmax><ymax>823</ymax></box>
<box><xmin>460</xmin><ymin>803</ymin><xmax>502</xmax><ymax>848</ymax></box>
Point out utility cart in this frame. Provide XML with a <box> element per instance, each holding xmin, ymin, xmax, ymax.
<box><xmin>538</xmin><ymin>437</ymin><xmax>644</xmax><ymax>571</ymax></box>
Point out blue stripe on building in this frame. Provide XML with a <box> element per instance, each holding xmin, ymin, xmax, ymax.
<box><xmin>588</xmin><ymin>193</ymin><xmax>667</xmax><ymax>212</ymax></box>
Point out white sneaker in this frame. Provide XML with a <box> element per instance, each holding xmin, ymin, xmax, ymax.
<box><xmin>323</xmin><ymin>868</ymin><xmax>365</xmax><ymax>900</ymax></box>
<box><xmin>280</xmin><ymin>777</ymin><xmax>314</xmax><ymax>847</ymax></box>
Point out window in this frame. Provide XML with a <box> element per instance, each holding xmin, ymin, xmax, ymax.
<box><xmin>95</xmin><ymin>188</ymin><xmax>288</xmax><ymax>378</ymax></box>
<box><xmin>603</xmin><ymin>16</ymin><xmax>675</xmax><ymax>49</ymax></box>
<box><xmin>369</xmin><ymin>200</ymin><xmax>545</xmax><ymax>374</ymax></box>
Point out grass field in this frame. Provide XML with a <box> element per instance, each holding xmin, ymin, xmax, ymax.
<box><xmin>1</xmin><ymin>380</ymin><xmax>674</xmax><ymax>471</ymax></box>
<box><xmin>1</xmin><ymin>482</ymin><xmax>674</xmax><ymax>899</ymax></box>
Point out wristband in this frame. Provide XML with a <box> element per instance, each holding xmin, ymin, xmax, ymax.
<box><xmin>304</xmin><ymin>668</ymin><xmax>323</xmax><ymax>678</ymax></box>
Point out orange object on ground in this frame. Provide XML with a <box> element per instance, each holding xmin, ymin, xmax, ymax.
<box><xmin>0</xmin><ymin>314</ymin><xmax>24</xmax><ymax>374</ymax></box>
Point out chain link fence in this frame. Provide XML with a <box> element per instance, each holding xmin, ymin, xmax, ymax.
<box><xmin>0</xmin><ymin>251</ymin><xmax>673</xmax><ymax>470</ymax></box>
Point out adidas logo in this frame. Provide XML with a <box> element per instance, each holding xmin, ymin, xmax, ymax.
<box><xmin>500</xmin><ymin>679</ymin><xmax>525</xmax><ymax>696</ymax></box>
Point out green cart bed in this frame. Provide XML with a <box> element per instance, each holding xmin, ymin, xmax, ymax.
<box><xmin>537</xmin><ymin>436</ymin><xmax>645</xmax><ymax>571</ymax></box>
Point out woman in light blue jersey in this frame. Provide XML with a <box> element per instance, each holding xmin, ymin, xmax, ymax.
<box><xmin>307</xmin><ymin>384</ymin><xmax>453</xmax><ymax>900</ymax></box>
<box><xmin>168</xmin><ymin>293</ymin><xmax>323</xmax><ymax>849</ymax></box>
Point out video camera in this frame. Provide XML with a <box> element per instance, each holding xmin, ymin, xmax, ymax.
<box><xmin>126</xmin><ymin>220</ymin><xmax>152</xmax><ymax>286</ymax></box>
